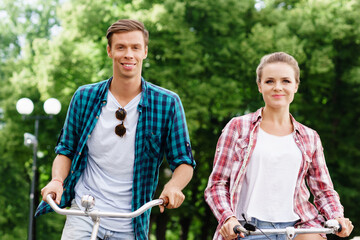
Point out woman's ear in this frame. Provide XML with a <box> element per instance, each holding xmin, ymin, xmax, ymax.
<box><xmin>294</xmin><ymin>82</ymin><xmax>299</xmax><ymax>93</ymax></box>
<box><xmin>257</xmin><ymin>81</ymin><xmax>262</xmax><ymax>93</ymax></box>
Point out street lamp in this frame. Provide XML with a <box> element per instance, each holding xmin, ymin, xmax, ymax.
<box><xmin>16</xmin><ymin>97</ymin><xmax>61</xmax><ymax>240</ymax></box>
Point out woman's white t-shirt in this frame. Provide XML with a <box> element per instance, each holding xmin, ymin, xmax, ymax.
<box><xmin>237</xmin><ymin>128</ymin><xmax>302</xmax><ymax>222</ymax></box>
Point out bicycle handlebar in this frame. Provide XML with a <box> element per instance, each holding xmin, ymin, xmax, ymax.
<box><xmin>233</xmin><ymin>219</ymin><xmax>341</xmax><ymax>239</ymax></box>
<box><xmin>46</xmin><ymin>194</ymin><xmax>165</xmax><ymax>219</ymax></box>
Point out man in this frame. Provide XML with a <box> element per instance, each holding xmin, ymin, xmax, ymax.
<box><xmin>36</xmin><ymin>19</ymin><xmax>195</xmax><ymax>240</ymax></box>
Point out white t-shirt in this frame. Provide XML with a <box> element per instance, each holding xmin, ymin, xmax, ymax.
<box><xmin>75</xmin><ymin>90</ymin><xmax>141</xmax><ymax>232</ymax></box>
<box><xmin>237</xmin><ymin>127</ymin><xmax>302</xmax><ymax>222</ymax></box>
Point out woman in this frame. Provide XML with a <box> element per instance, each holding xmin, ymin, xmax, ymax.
<box><xmin>204</xmin><ymin>52</ymin><xmax>353</xmax><ymax>240</ymax></box>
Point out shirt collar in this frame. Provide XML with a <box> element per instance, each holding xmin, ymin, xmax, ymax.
<box><xmin>251</xmin><ymin>108</ymin><xmax>263</xmax><ymax>125</ymax></box>
<box><xmin>100</xmin><ymin>77</ymin><xmax>112</xmax><ymax>103</ymax></box>
<box><xmin>99</xmin><ymin>77</ymin><xmax>148</xmax><ymax>109</ymax></box>
<box><xmin>251</xmin><ymin>107</ymin><xmax>304</xmax><ymax>136</ymax></box>
<box><xmin>138</xmin><ymin>77</ymin><xmax>148</xmax><ymax>110</ymax></box>
<box><xmin>290</xmin><ymin>114</ymin><xmax>304</xmax><ymax>136</ymax></box>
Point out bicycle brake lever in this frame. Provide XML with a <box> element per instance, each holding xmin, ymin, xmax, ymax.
<box><xmin>244</xmin><ymin>222</ymin><xmax>256</xmax><ymax>231</ymax></box>
<box><xmin>241</xmin><ymin>213</ymin><xmax>256</xmax><ymax>231</ymax></box>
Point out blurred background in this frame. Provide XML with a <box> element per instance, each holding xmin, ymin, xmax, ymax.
<box><xmin>0</xmin><ymin>0</ymin><xmax>359</xmax><ymax>239</ymax></box>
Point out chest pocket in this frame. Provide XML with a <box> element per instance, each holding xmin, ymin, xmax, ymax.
<box><xmin>234</xmin><ymin>138</ymin><xmax>249</xmax><ymax>162</ymax></box>
<box><xmin>144</xmin><ymin>132</ymin><xmax>162</xmax><ymax>160</ymax></box>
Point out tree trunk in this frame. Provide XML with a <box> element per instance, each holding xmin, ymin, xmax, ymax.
<box><xmin>156</xmin><ymin>211</ymin><xmax>168</xmax><ymax>240</ymax></box>
<box><xmin>200</xmin><ymin>206</ymin><xmax>213</xmax><ymax>240</ymax></box>
<box><xmin>180</xmin><ymin>216</ymin><xmax>191</xmax><ymax>240</ymax></box>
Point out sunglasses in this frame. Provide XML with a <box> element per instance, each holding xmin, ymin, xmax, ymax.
<box><xmin>115</xmin><ymin>107</ymin><xmax>127</xmax><ymax>137</ymax></box>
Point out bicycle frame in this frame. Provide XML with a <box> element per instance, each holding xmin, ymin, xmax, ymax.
<box><xmin>46</xmin><ymin>194</ymin><xmax>164</xmax><ymax>240</ymax></box>
<box><xmin>234</xmin><ymin>219</ymin><xmax>341</xmax><ymax>240</ymax></box>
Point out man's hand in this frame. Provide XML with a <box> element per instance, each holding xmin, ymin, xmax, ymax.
<box><xmin>157</xmin><ymin>164</ymin><xmax>193</xmax><ymax>213</ymax></box>
<box><xmin>335</xmin><ymin>217</ymin><xmax>354</xmax><ymax>238</ymax></box>
<box><xmin>41</xmin><ymin>154</ymin><xmax>71</xmax><ymax>205</ymax></box>
<box><xmin>220</xmin><ymin>217</ymin><xmax>245</xmax><ymax>240</ymax></box>
<box><xmin>40</xmin><ymin>179</ymin><xmax>64</xmax><ymax>205</ymax></box>
<box><xmin>158</xmin><ymin>184</ymin><xmax>185</xmax><ymax>213</ymax></box>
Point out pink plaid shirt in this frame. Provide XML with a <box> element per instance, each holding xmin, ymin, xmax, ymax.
<box><xmin>204</xmin><ymin>108</ymin><xmax>344</xmax><ymax>239</ymax></box>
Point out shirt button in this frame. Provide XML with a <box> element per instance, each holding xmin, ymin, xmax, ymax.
<box><xmin>79</xmin><ymin>152</ymin><xmax>81</xmax><ymax>155</ymax></box>
<box><xmin>217</xmin><ymin>148</ymin><xmax>220</xmax><ymax>152</ymax></box>
<box><xmin>96</xmin><ymin>116</ymin><xmax>99</xmax><ymax>119</ymax></box>
<box><xmin>88</xmin><ymin>135</ymin><xmax>91</xmax><ymax>138</ymax></box>
<box><xmin>71</xmin><ymin>171</ymin><xmax>74</xmax><ymax>174</ymax></box>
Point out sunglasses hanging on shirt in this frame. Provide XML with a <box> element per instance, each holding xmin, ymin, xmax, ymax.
<box><xmin>115</xmin><ymin>107</ymin><xmax>127</xmax><ymax>137</ymax></box>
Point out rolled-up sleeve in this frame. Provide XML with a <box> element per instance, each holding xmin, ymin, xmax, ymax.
<box><xmin>307</xmin><ymin>131</ymin><xmax>344</xmax><ymax>220</ymax></box>
<box><xmin>165</xmin><ymin>95</ymin><xmax>195</xmax><ymax>171</ymax></box>
<box><xmin>55</xmin><ymin>89</ymin><xmax>82</xmax><ymax>160</ymax></box>
<box><xmin>204</xmin><ymin>118</ymin><xmax>239</xmax><ymax>225</ymax></box>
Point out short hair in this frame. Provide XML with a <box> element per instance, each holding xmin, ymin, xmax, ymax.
<box><xmin>256</xmin><ymin>52</ymin><xmax>300</xmax><ymax>84</ymax></box>
<box><xmin>106</xmin><ymin>19</ymin><xmax>149</xmax><ymax>48</ymax></box>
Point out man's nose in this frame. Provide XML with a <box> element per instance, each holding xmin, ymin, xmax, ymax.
<box><xmin>124</xmin><ymin>48</ymin><xmax>134</xmax><ymax>58</ymax></box>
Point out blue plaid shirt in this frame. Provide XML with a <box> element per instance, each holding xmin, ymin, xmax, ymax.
<box><xmin>35</xmin><ymin>77</ymin><xmax>196</xmax><ymax>240</ymax></box>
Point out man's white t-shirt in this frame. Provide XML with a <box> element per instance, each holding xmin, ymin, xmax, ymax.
<box><xmin>75</xmin><ymin>90</ymin><xmax>141</xmax><ymax>232</ymax></box>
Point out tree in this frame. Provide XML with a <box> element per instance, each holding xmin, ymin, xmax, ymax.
<box><xmin>1</xmin><ymin>0</ymin><xmax>359</xmax><ymax>239</ymax></box>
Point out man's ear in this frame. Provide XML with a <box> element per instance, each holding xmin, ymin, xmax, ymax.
<box><xmin>107</xmin><ymin>45</ymin><xmax>112</xmax><ymax>58</ymax></box>
<box><xmin>144</xmin><ymin>46</ymin><xmax>148</xmax><ymax>59</ymax></box>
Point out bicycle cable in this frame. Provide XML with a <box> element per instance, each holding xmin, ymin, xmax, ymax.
<box><xmin>241</xmin><ymin>214</ymin><xmax>272</xmax><ymax>240</ymax></box>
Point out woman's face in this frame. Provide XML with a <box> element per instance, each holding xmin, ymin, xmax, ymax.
<box><xmin>257</xmin><ymin>62</ymin><xmax>298</xmax><ymax>110</ymax></box>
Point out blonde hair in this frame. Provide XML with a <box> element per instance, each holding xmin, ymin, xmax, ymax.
<box><xmin>256</xmin><ymin>52</ymin><xmax>300</xmax><ymax>84</ymax></box>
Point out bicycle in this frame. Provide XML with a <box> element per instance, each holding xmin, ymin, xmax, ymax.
<box><xmin>233</xmin><ymin>218</ymin><xmax>342</xmax><ymax>240</ymax></box>
<box><xmin>46</xmin><ymin>194</ymin><xmax>166</xmax><ymax>240</ymax></box>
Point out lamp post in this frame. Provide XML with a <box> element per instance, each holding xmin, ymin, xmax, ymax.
<box><xmin>16</xmin><ymin>97</ymin><xmax>61</xmax><ymax>240</ymax></box>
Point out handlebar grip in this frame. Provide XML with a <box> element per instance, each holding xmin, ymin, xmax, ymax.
<box><xmin>338</xmin><ymin>224</ymin><xmax>342</xmax><ymax>233</ymax></box>
<box><xmin>160</xmin><ymin>197</ymin><xmax>169</xmax><ymax>207</ymax></box>
<box><xmin>233</xmin><ymin>225</ymin><xmax>241</xmax><ymax>234</ymax></box>
<box><xmin>47</xmin><ymin>193</ymin><xmax>56</xmax><ymax>201</ymax></box>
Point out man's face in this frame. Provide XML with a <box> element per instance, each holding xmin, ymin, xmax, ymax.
<box><xmin>107</xmin><ymin>31</ymin><xmax>148</xmax><ymax>80</ymax></box>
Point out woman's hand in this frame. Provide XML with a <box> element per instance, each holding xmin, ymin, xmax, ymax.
<box><xmin>335</xmin><ymin>217</ymin><xmax>354</xmax><ymax>237</ymax></box>
<box><xmin>219</xmin><ymin>216</ymin><xmax>245</xmax><ymax>240</ymax></box>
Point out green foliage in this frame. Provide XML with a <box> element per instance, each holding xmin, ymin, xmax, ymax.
<box><xmin>0</xmin><ymin>0</ymin><xmax>359</xmax><ymax>239</ymax></box>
